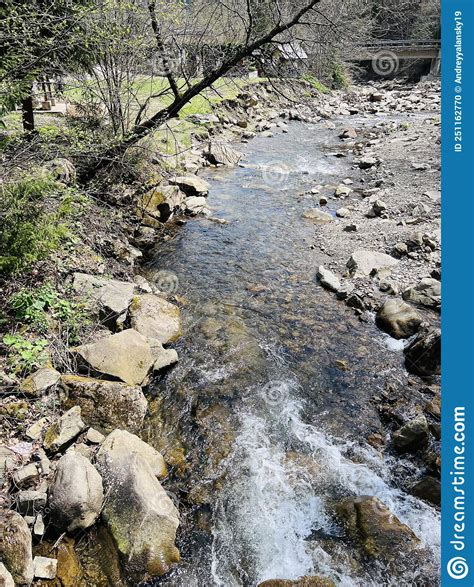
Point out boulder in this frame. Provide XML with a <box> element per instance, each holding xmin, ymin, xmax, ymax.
<box><xmin>317</xmin><ymin>266</ymin><xmax>341</xmax><ymax>293</ymax></box>
<box><xmin>334</xmin><ymin>184</ymin><xmax>352</xmax><ymax>197</ymax></box>
<box><xmin>339</xmin><ymin>127</ymin><xmax>357</xmax><ymax>139</ymax></box>
<box><xmin>404</xmin><ymin>328</ymin><xmax>441</xmax><ymax>376</ymax></box>
<box><xmin>402</xmin><ymin>278</ymin><xmax>441</xmax><ymax>310</ymax></box>
<box><xmin>48</xmin><ymin>453</ymin><xmax>103</xmax><ymax>532</ymax></box>
<box><xmin>346</xmin><ymin>250</ymin><xmax>398</xmax><ymax>278</ymax></box>
<box><xmin>359</xmin><ymin>156</ymin><xmax>378</xmax><ymax>169</ymax></box>
<box><xmin>72</xmin><ymin>273</ymin><xmax>134</xmax><ymax>321</ymax></box>
<box><xmin>185</xmin><ymin>196</ymin><xmax>208</xmax><ymax>214</ymax></box>
<box><xmin>16</xmin><ymin>490</ymin><xmax>47</xmax><ymax>515</ymax></box>
<box><xmin>96</xmin><ymin>430</ymin><xmax>178</xmax><ymax>582</ymax></box>
<box><xmin>302</xmin><ymin>208</ymin><xmax>333</xmax><ymax>224</ymax></box>
<box><xmin>33</xmin><ymin>557</ymin><xmax>57</xmax><ymax>580</ymax></box>
<box><xmin>129</xmin><ymin>294</ymin><xmax>181</xmax><ymax>344</ymax></box>
<box><xmin>376</xmin><ymin>299</ymin><xmax>422</xmax><ymax>339</ymax></box>
<box><xmin>0</xmin><ymin>563</ymin><xmax>14</xmax><ymax>587</ymax></box>
<box><xmin>393</xmin><ymin>415</ymin><xmax>430</xmax><ymax>453</ymax></box>
<box><xmin>152</xmin><ymin>345</ymin><xmax>179</xmax><ymax>372</ymax></box>
<box><xmin>336</xmin><ymin>207</ymin><xmax>350</xmax><ymax>218</ymax></box>
<box><xmin>137</xmin><ymin>185</ymin><xmax>185</xmax><ymax>225</ymax></box>
<box><xmin>20</xmin><ymin>367</ymin><xmax>60</xmax><ymax>396</ymax></box>
<box><xmin>73</xmin><ymin>329</ymin><xmax>155</xmax><ymax>385</ymax></box>
<box><xmin>169</xmin><ymin>175</ymin><xmax>209</xmax><ymax>197</ymax></box>
<box><xmin>335</xmin><ymin>496</ymin><xmax>419</xmax><ymax>560</ymax></box>
<box><xmin>43</xmin><ymin>406</ymin><xmax>86</xmax><ymax>453</ymax></box>
<box><xmin>411</xmin><ymin>476</ymin><xmax>441</xmax><ymax>506</ymax></box>
<box><xmin>0</xmin><ymin>510</ymin><xmax>34</xmax><ymax>585</ymax></box>
<box><xmin>206</xmin><ymin>142</ymin><xmax>242</xmax><ymax>166</ymax></box>
<box><xmin>61</xmin><ymin>375</ymin><xmax>148</xmax><ymax>433</ymax></box>
<box><xmin>0</xmin><ymin>446</ymin><xmax>16</xmax><ymax>485</ymax></box>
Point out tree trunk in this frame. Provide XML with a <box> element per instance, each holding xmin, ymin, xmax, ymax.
<box><xmin>21</xmin><ymin>93</ymin><xmax>35</xmax><ymax>132</ymax></box>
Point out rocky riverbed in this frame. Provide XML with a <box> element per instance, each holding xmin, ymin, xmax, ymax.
<box><xmin>1</xmin><ymin>79</ymin><xmax>440</xmax><ymax>586</ymax></box>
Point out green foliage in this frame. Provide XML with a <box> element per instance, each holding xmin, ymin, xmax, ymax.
<box><xmin>2</xmin><ymin>334</ymin><xmax>49</xmax><ymax>375</ymax></box>
<box><xmin>302</xmin><ymin>74</ymin><xmax>330</xmax><ymax>94</ymax></box>
<box><xmin>0</xmin><ymin>175</ymin><xmax>70</xmax><ymax>274</ymax></box>
<box><xmin>8</xmin><ymin>283</ymin><xmax>90</xmax><ymax>343</ymax></box>
<box><xmin>331</xmin><ymin>62</ymin><xmax>351</xmax><ymax>90</ymax></box>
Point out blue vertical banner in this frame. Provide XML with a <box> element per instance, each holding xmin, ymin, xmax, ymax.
<box><xmin>442</xmin><ymin>0</ymin><xmax>474</xmax><ymax>585</ymax></box>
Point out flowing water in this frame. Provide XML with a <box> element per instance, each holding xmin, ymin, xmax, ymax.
<box><xmin>145</xmin><ymin>120</ymin><xmax>440</xmax><ymax>586</ymax></box>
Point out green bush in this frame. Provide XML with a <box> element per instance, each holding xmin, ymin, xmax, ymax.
<box><xmin>302</xmin><ymin>74</ymin><xmax>330</xmax><ymax>93</ymax></box>
<box><xmin>0</xmin><ymin>175</ymin><xmax>69</xmax><ymax>274</ymax></box>
<box><xmin>3</xmin><ymin>333</ymin><xmax>49</xmax><ymax>375</ymax></box>
<box><xmin>331</xmin><ymin>62</ymin><xmax>351</xmax><ymax>90</ymax></box>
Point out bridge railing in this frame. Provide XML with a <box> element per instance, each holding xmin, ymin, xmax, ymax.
<box><xmin>356</xmin><ymin>39</ymin><xmax>441</xmax><ymax>50</ymax></box>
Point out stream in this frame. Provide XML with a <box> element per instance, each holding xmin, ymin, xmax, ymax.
<box><xmin>144</xmin><ymin>120</ymin><xmax>440</xmax><ymax>586</ymax></box>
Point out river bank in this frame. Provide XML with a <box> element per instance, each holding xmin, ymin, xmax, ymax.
<box><xmin>1</xmin><ymin>79</ymin><xmax>441</xmax><ymax>586</ymax></box>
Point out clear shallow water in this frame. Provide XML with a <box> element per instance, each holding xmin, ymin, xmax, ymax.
<box><xmin>146</xmin><ymin>121</ymin><xmax>440</xmax><ymax>586</ymax></box>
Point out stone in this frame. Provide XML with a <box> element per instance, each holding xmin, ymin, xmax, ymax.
<box><xmin>347</xmin><ymin>250</ymin><xmax>398</xmax><ymax>278</ymax></box>
<box><xmin>17</xmin><ymin>490</ymin><xmax>47</xmax><ymax>515</ymax></box>
<box><xmin>169</xmin><ymin>175</ymin><xmax>209</xmax><ymax>197</ymax></box>
<box><xmin>346</xmin><ymin>293</ymin><xmax>366</xmax><ymax>311</ymax></box>
<box><xmin>317</xmin><ymin>266</ymin><xmax>341</xmax><ymax>293</ymax></box>
<box><xmin>137</xmin><ymin>185</ymin><xmax>185</xmax><ymax>225</ymax></box>
<box><xmin>33</xmin><ymin>514</ymin><xmax>45</xmax><ymax>536</ymax></box>
<box><xmin>72</xmin><ymin>273</ymin><xmax>134</xmax><ymax>320</ymax></box>
<box><xmin>343</xmin><ymin>223</ymin><xmax>357</xmax><ymax>232</ymax></box>
<box><xmin>206</xmin><ymin>142</ymin><xmax>242</xmax><ymax>166</ymax></box>
<box><xmin>20</xmin><ymin>367</ymin><xmax>60</xmax><ymax>397</ymax></box>
<box><xmin>61</xmin><ymin>375</ymin><xmax>147</xmax><ymax>434</ymax></box>
<box><xmin>302</xmin><ymin>208</ymin><xmax>333</xmax><ymax>224</ymax></box>
<box><xmin>404</xmin><ymin>328</ymin><xmax>441</xmax><ymax>376</ymax></box>
<box><xmin>153</xmin><ymin>346</ymin><xmax>179</xmax><ymax>372</ymax></box>
<box><xmin>339</xmin><ymin>127</ymin><xmax>357</xmax><ymax>139</ymax></box>
<box><xmin>0</xmin><ymin>563</ymin><xmax>14</xmax><ymax>587</ymax></box>
<box><xmin>402</xmin><ymin>278</ymin><xmax>441</xmax><ymax>309</ymax></box>
<box><xmin>393</xmin><ymin>242</ymin><xmax>408</xmax><ymax>257</ymax></box>
<box><xmin>319</xmin><ymin>196</ymin><xmax>328</xmax><ymax>205</ymax></box>
<box><xmin>185</xmin><ymin>196</ymin><xmax>207</xmax><ymax>214</ymax></box>
<box><xmin>86</xmin><ymin>428</ymin><xmax>105</xmax><ymax>444</ymax></box>
<box><xmin>73</xmin><ymin>329</ymin><xmax>154</xmax><ymax>386</ymax></box>
<box><xmin>411</xmin><ymin>476</ymin><xmax>441</xmax><ymax>506</ymax></box>
<box><xmin>335</xmin><ymin>283</ymin><xmax>355</xmax><ymax>300</ymax></box>
<box><xmin>393</xmin><ymin>415</ymin><xmax>430</xmax><ymax>453</ymax></box>
<box><xmin>0</xmin><ymin>446</ymin><xmax>16</xmax><ymax>485</ymax></box>
<box><xmin>25</xmin><ymin>417</ymin><xmax>49</xmax><ymax>440</ymax></box>
<box><xmin>12</xmin><ymin>463</ymin><xmax>40</xmax><ymax>488</ymax></box>
<box><xmin>129</xmin><ymin>294</ymin><xmax>181</xmax><ymax>344</ymax></box>
<box><xmin>33</xmin><ymin>557</ymin><xmax>57</xmax><ymax>580</ymax></box>
<box><xmin>335</xmin><ymin>496</ymin><xmax>419</xmax><ymax>560</ymax></box>
<box><xmin>376</xmin><ymin>299</ymin><xmax>422</xmax><ymax>339</ymax></box>
<box><xmin>334</xmin><ymin>184</ymin><xmax>352</xmax><ymax>197</ymax></box>
<box><xmin>372</xmin><ymin>200</ymin><xmax>387</xmax><ymax>216</ymax></box>
<box><xmin>359</xmin><ymin>156</ymin><xmax>378</xmax><ymax>169</ymax></box>
<box><xmin>336</xmin><ymin>207</ymin><xmax>350</xmax><ymax>218</ymax></box>
<box><xmin>0</xmin><ymin>511</ymin><xmax>34</xmax><ymax>585</ymax></box>
<box><xmin>48</xmin><ymin>453</ymin><xmax>103</xmax><ymax>532</ymax></box>
<box><xmin>43</xmin><ymin>406</ymin><xmax>86</xmax><ymax>453</ymax></box>
<box><xmin>96</xmin><ymin>430</ymin><xmax>178</xmax><ymax>582</ymax></box>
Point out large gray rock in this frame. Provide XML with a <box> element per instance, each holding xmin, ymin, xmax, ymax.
<box><xmin>43</xmin><ymin>406</ymin><xmax>86</xmax><ymax>453</ymax></box>
<box><xmin>376</xmin><ymin>299</ymin><xmax>422</xmax><ymax>339</ymax></box>
<box><xmin>404</xmin><ymin>328</ymin><xmax>441</xmax><ymax>376</ymax></box>
<box><xmin>302</xmin><ymin>208</ymin><xmax>333</xmax><ymax>224</ymax></box>
<box><xmin>169</xmin><ymin>175</ymin><xmax>209</xmax><ymax>197</ymax></box>
<box><xmin>347</xmin><ymin>250</ymin><xmax>398</xmax><ymax>278</ymax></box>
<box><xmin>317</xmin><ymin>266</ymin><xmax>341</xmax><ymax>293</ymax></box>
<box><xmin>137</xmin><ymin>185</ymin><xmax>185</xmax><ymax>225</ymax></box>
<box><xmin>206</xmin><ymin>142</ymin><xmax>242</xmax><ymax>166</ymax></box>
<box><xmin>0</xmin><ymin>562</ymin><xmax>14</xmax><ymax>587</ymax></box>
<box><xmin>129</xmin><ymin>294</ymin><xmax>181</xmax><ymax>345</ymax></box>
<box><xmin>72</xmin><ymin>273</ymin><xmax>134</xmax><ymax>320</ymax></box>
<box><xmin>73</xmin><ymin>329</ymin><xmax>154</xmax><ymax>385</ymax></box>
<box><xmin>0</xmin><ymin>511</ymin><xmax>34</xmax><ymax>585</ymax></box>
<box><xmin>185</xmin><ymin>196</ymin><xmax>208</xmax><ymax>214</ymax></box>
<box><xmin>48</xmin><ymin>453</ymin><xmax>103</xmax><ymax>532</ymax></box>
<box><xmin>96</xmin><ymin>430</ymin><xmax>178</xmax><ymax>582</ymax></box>
<box><xmin>403</xmin><ymin>278</ymin><xmax>441</xmax><ymax>310</ymax></box>
<box><xmin>61</xmin><ymin>375</ymin><xmax>147</xmax><ymax>433</ymax></box>
<box><xmin>393</xmin><ymin>415</ymin><xmax>430</xmax><ymax>453</ymax></box>
<box><xmin>20</xmin><ymin>367</ymin><xmax>60</xmax><ymax>397</ymax></box>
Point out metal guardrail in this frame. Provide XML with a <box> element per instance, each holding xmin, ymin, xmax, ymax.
<box><xmin>357</xmin><ymin>39</ymin><xmax>441</xmax><ymax>50</ymax></box>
